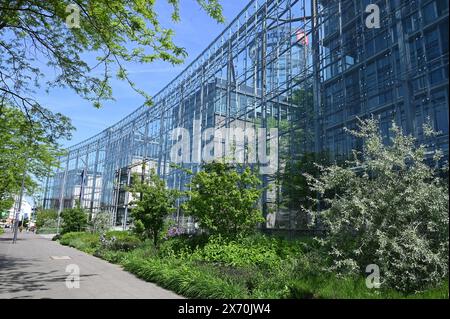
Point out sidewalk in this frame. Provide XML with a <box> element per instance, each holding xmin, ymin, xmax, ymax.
<box><xmin>0</xmin><ymin>230</ymin><xmax>182</xmax><ymax>299</ymax></box>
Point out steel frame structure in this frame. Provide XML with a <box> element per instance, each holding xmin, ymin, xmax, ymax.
<box><xmin>42</xmin><ymin>0</ymin><xmax>449</xmax><ymax>229</ymax></box>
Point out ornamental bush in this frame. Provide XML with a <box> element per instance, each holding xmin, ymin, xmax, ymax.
<box><xmin>304</xmin><ymin>118</ymin><xmax>449</xmax><ymax>292</ymax></box>
<box><xmin>191</xmin><ymin>235</ymin><xmax>282</xmax><ymax>269</ymax></box>
<box><xmin>158</xmin><ymin>233</ymin><xmax>210</xmax><ymax>258</ymax></box>
<box><xmin>128</xmin><ymin>168</ymin><xmax>178</xmax><ymax>247</ymax></box>
<box><xmin>183</xmin><ymin>161</ymin><xmax>264</xmax><ymax>237</ymax></box>
<box><xmin>100</xmin><ymin>231</ymin><xmax>141</xmax><ymax>252</ymax></box>
<box><xmin>59</xmin><ymin>232</ymin><xmax>99</xmax><ymax>253</ymax></box>
<box><xmin>89</xmin><ymin>211</ymin><xmax>111</xmax><ymax>233</ymax></box>
<box><xmin>60</xmin><ymin>206</ymin><xmax>88</xmax><ymax>234</ymax></box>
<box><xmin>37</xmin><ymin>219</ymin><xmax>58</xmax><ymax>234</ymax></box>
<box><xmin>35</xmin><ymin>209</ymin><xmax>58</xmax><ymax>229</ymax></box>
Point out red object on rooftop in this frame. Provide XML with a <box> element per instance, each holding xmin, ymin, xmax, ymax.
<box><xmin>296</xmin><ymin>29</ymin><xmax>309</xmax><ymax>45</ymax></box>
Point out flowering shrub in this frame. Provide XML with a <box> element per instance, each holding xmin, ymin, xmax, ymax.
<box><xmin>165</xmin><ymin>226</ymin><xmax>184</xmax><ymax>239</ymax></box>
<box><xmin>305</xmin><ymin>118</ymin><xmax>449</xmax><ymax>292</ymax></box>
<box><xmin>89</xmin><ymin>211</ymin><xmax>111</xmax><ymax>233</ymax></box>
<box><xmin>100</xmin><ymin>231</ymin><xmax>141</xmax><ymax>252</ymax></box>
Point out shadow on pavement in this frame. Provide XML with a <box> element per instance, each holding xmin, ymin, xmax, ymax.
<box><xmin>0</xmin><ymin>254</ymin><xmax>98</xmax><ymax>296</ymax></box>
<box><xmin>0</xmin><ymin>254</ymin><xmax>60</xmax><ymax>294</ymax></box>
<box><xmin>0</xmin><ymin>237</ymin><xmax>25</xmax><ymax>242</ymax></box>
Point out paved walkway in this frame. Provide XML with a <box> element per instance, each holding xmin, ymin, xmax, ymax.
<box><xmin>0</xmin><ymin>230</ymin><xmax>182</xmax><ymax>299</ymax></box>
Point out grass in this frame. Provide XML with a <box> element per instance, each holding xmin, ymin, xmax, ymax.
<box><xmin>0</xmin><ymin>228</ymin><xmax>4</xmax><ymax>235</ymax></box>
<box><xmin>286</xmin><ymin>273</ymin><xmax>449</xmax><ymax>299</ymax></box>
<box><xmin>122</xmin><ymin>256</ymin><xmax>248</xmax><ymax>298</ymax></box>
<box><xmin>59</xmin><ymin>232</ymin><xmax>100</xmax><ymax>254</ymax></box>
<box><xmin>58</xmin><ymin>231</ymin><xmax>449</xmax><ymax>299</ymax></box>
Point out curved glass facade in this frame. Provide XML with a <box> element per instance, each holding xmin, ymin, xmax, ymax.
<box><xmin>43</xmin><ymin>0</ymin><xmax>449</xmax><ymax>229</ymax></box>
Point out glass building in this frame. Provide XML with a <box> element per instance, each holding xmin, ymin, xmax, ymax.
<box><xmin>42</xmin><ymin>0</ymin><xmax>449</xmax><ymax>229</ymax></box>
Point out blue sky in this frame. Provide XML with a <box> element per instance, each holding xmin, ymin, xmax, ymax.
<box><xmin>38</xmin><ymin>1</ymin><xmax>246</xmax><ymax>147</ymax></box>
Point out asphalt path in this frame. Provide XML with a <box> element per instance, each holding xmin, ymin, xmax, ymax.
<box><xmin>0</xmin><ymin>230</ymin><xmax>182</xmax><ymax>299</ymax></box>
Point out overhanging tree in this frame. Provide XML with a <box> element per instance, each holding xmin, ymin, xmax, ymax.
<box><xmin>0</xmin><ymin>104</ymin><xmax>64</xmax><ymax>211</ymax></box>
<box><xmin>0</xmin><ymin>0</ymin><xmax>224</xmax><ymax>214</ymax></box>
<box><xmin>0</xmin><ymin>0</ymin><xmax>224</xmax><ymax>138</ymax></box>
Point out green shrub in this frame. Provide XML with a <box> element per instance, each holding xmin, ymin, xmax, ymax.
<box><xmin>36</xmin><ymin>219</ymin><xmax>58</xmax><ymax>234</ymax></box>
<box><xmin>60</xmin><ymin>232</ymin><xmax>100</xmax><ymax>254</ymax></box>
<box><xmin>88</xmin><ymin>211</ymin><xmax>111</xmax><ymax>233</ymax></box>
<box><xmin>36</xmin><ymin>209</ymin><xmax>58</xmax><ymax>229</ymax></box>
<box><xmin>60</xmin><ymin>206</ymin><xmax>88</xmax><ymax>234</ymax></box>
<box><xmin>158</xmin><ymin>236</ymin><xmax>192</xmax><ymax>258</ymax></box>
<box><xmin>59</xmin><ymin>232</ymin><xmax>83</xmax><ymax>245</ymax></box>
<box><xmin>101</xmin><ymin>230</ymin><xmax>141</xmax><ymax>252</ymax></box>
<box><xmin>159</xmin><ymin>233</ymin><xmax>308</xmax><ymax>270</ymax></box>
<box><xmin>183</xmin><ymin>161</ymin><xmax>264</xmax><ymax>237</ymax></box>
<box><xmin>128</xmin><ymin>169</ymin><xmax>178</xmax><ymax>246</ymax></box>
<box><xmin>158</xmin><ymin>234</ymin><xmax>209</xmax><ymax>258</ymax></box>
<box><xmin>191</xmin><ymin>235</ymin><xmax>282</xmax><ymax>269</ymax></box>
